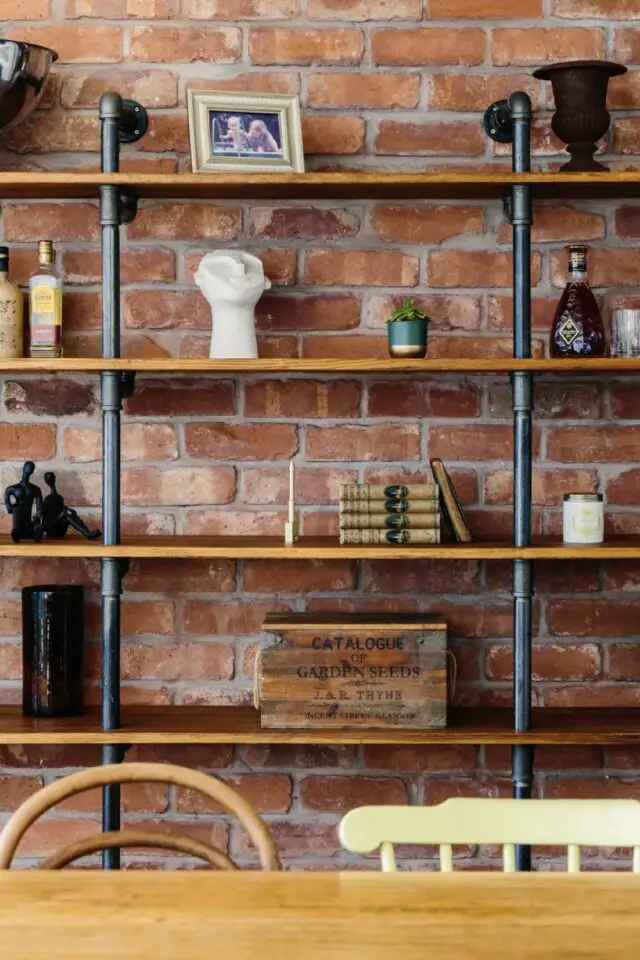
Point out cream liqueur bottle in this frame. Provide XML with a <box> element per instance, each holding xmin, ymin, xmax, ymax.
<box><xmin>29</xmin><ymin>240</ymin><xmax>62</xmax><ymax>358</ymax></box>
<box><xmin>0</xmin><ymin>246</ymin><xmax>23</xmax><ymax>358</ymax></box>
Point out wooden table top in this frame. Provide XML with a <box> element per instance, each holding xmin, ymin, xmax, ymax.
<box><xmin>1</xmin><ymin>871</ymin><xmax>639</xmax><ymax>959</ymax></box>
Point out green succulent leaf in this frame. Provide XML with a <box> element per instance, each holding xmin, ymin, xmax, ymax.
<box><xmin>386</xmin><ymin>298</ymin><xmax>431</xmax><ymax>324</ymax></box>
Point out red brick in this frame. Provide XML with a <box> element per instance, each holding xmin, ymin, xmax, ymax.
<box><xmin>543</xmin><ymin>778</ymin><xmax>640</xmax><ymax>801</ymax></box>
<box><xmin>0</xmin><ymin>644</ymin><xmax>21</xmax><ymax>677</ymax></box>
<box><xmin>61</xmin><ymin>69</ymin><xmax>177</xmax><ymax>109</ymax></box>
<box><xmin>0</xmin><ymin>0</ymin><xmax>48</xmax><ymax>15</ymax></box>
<box><xmin>492</xmin><ymin>27</ymin><xmax>604</xmax><ymax>65</ymax></box>
<box><xmin>136</xmin><ymin>113</ymin><xmax>189</xmax><ymax>153</ymax></box>
<box><xmin>614</xmin><ymin>205</ymin><xmax>640</xmax><ymax>238</ymax></box>
<box><xmin>0</xmin><ymin>424</ymin><xmax>56</xmax><ymax>461</ymax></box>
<box><xmin>429</xmin><ymin>251</ymin><xmax>541</xmax><ymax>288</ymax></box>
<box><xmin>121</xmin><ymin>642</ymin><xmax>234</xmax><ymax>681</ymax></box>
<box><xmin>67</xmin><ymin>0</ymin><xmax>179</xmax><ymax>13</ymax></box>
<box><xmin>307</xmin><ymin>73</ymin><xmax>419</xmax><ymax>109</ymax></box>
<box><xmin>306</xmin><ymin>423</ymin><xmax>420</xmax><ymax>461</ymax></box>
<box><xmin>244</xmin><ymin>559</ymin><xmax>356</xmax><ymax>592</ymax></box>
<box><xmin>301</xmin><ymin>334</ymin><xmax>388</xmax><ymax>360</ymax></box>
<box><xmin>124</xmin><ymin>291</ymin><xmax>209</xmax><ymax>330</ymax></box>
<box><xmin>548</xmin><ymin>427</ymin><xmax>640</xmax><ymax>463</ymax></box>
<box><xmin>63</xmin><ymin>424</ymin><xmax>177</xmax><ymax>462</ymax></box>
<box><xmin>430</xmin><ymin>424</ymin><xmax>516</xmax><ymax>462</ymax></box>
<box><xmin>185</xmin><ymin>422</ymin><xmax>297</xmax><ymax>460</ymax></box>
<box><xmin>551</xmin><ymin>249</ymin><xmax>640</xmax><ymax>287</ymax></box>
<box><xmin>178</xmin><ymin>774</ymin><xmax>291</xmax><ymax>814</ymax></box>
<box><xmin>367</xmin><ymin>294</ymin><xmax>480</xmax><ymax>331</ymax></box>
<box><xmin>607</xmin><ymin>470</ymin><xmax>640</xmax><ymax>505</ymax></box>
<box><xmin>240</xmin><ymin>743</ymin><xmax>354</xmax><ymax>768</ymax></box>
<box><xmin>307</xmin><ymin>0</ymin><xmax>420</xmax><ymax>18</ymax></box>
<box><xmin>424</xmin><ymin>776</ymin><xmax>512</xmax><ymax>804</ymax></box>
<box><xmin>184</xmin><ymin>0</ymin><xmax>298</xmax><ymax>14</ymax></box>
<box><xmin>250</xmin><ymin>28</ymin><xmax>363</xmax><ymax>65</ymax></box>
<box><xmin>57</xmin><ymin>782</ymin><xmax>168</xmax><ymax>814</ymax></box>
<box><xmin>237</xmin><ymin>819</ymin><xmax>338</xmax><ymax>860</ymax></box>
<box><xmin>548</xmin><ymin>601</ymin><xmax>640</xmax><ymax>638</ymax></box>
<box><xmin>14</xmin><ymin>818</ymin><xmax>101</xmax><ymax>860</ymax></box>
<box><xmin>304</xmin><ymin>250</ymin><xmax>418</xmax><ymax>286</ymax></box>
<box><xmin>64</xmin><ymin>248</ymin><xmax>175</xmax><ymax>285</ymax></box>
<box><xmin>129</xmin><ymin>203</ymin><xmax>240</xmax><ymax>240</ymax></box>
<box><xmin>4</xmin><ymin>114</ymin><xmax>98</xmax><ymax>154</ymax></box>
<box><xmin>607</xmin><ymin>644</ymin><xmax>640</xmax><ymax>681</ymax></box>
<box><xmin>498</xmin><ymin>205</ymin><xmax>605</xmax><ymax>244</ymax></box>
<box><xmin>184</xmin><ymin>509</ymin><xmax>285</xmax><ymax>536</ymax></box>
<box><xmin>488</xmin><ymin>382</ymin><xmax>601</xmax><ymax>420</ymax></box>
<box><xmin>609</xmin><ymin>383</ymin><xmax>640</xmax><ymax>419</ymax></box>
<box><xmin>245</xmin><ymin>379</ymin><xmax>360</xmax><ymax>418</ymax></box>
<box><xmin>613</xmin><ymin>28</ymin><xmax>640</xmax><ymax>63</ymax></box>
<box><xmin>371</xmin><ymin>204</ymin><xmax>482</xmax><ymax>244</ymax></box>
<box><xmin>603</xmin><ymin>561</ymin><xmax>640</xmax><ymax>591</ymax></box>
<box><xmin>364</xmin><ymin>744</ymin><xmax>475</xmax><ymax>772</ymax></box>
<box><xmin>4</xmin><ymin>380</ymin><xmax>95</xmax><ymax>418</ymax></box>
<box><xmin>488</xmin><ymin>295</ymin><xmax>567</xmax><ymax>332</ymax></box>
<box><xmin>554</xmin><ymin>0</ymin><xmax>639</xmax><ymax>18</ymax></box>
<box><xmin>7</xmin><ymin>25</ymin><xmax>122</xmax><ymax>63</ymax></box>
<box><xmin>431</xmin><ymin>0</ymin><xmax>540</xmax><ymax>13</ymax></box>
<box><xmin>185</xmin><ymin>600</ymin><xmax>291</xmax><ymax>636</ymax></box>
<box><xmin>130</xmin><ymin>26</ymin><xmax>240</xmax><ymax>62</ymax></box>
<box><xmin>186</xmin><ymin>72</ymin><xmax>300</xmax><ymax>96</ymax></box>
<box><xmin>544</xmin><ymin>686</ymin><xmax>640</xmax><ymax>709</ymax></box>
<box><xmin>600</xmin><ymin>72</ymin><xmax>640</xmax><ymax>110</ymax></box>
<box><xmin>371</xmin><ymin>27</ymin><xmax>484</xmax><ymax>65</ymax></box>
<box><xmin>122</xmin><ymin>466</ymin><xmax>236</xmax><ymax>506</ymax></box>
<box><xmin>362</xmin><ymin>559</ymin><xmax>479</xmax><ymax>595</ymax></box>
<box><xmin>429</xmin><ymin>74</ymin><xmax>539</xmax><ymax>111</ymax></box>
<box><xmin>612</xmin><ymin>118</ymin><xmax>640</xmax><ymax>155</ymax></box>
<box><xmin>89</xmin><ymin>601</ymin><xmax>175</xmax><ymax>638</ymax></box>
<box><xmin>367</xmin><ymin>381</ymin><xmax>479</xmax><ymax>418</ymax></box>
<box><xmin>302</xmin><ymin>116</ymin><xmax>365</xmax><ymax>155</ymax></box>
<box><xmin>250</xmin><ymin>207</ymin><xmax>359</xmax><ymax>240</ymax></box>
<box><xmin>603</xmin><ymin>746</ymin><xmax>640</xmax><ymax>770</ymax></box>
<box><xmin>128</xmin><ymin>559</ymin><xmax>235</xmax><ymax>593</ymax></box>
<box><xmin>257</xmin><ymin>294</ymin><xmax>360</xmax><ymax>332</ymax></box>
<box><xmin>4</xmin><ymin>203</ymin><xmax>98</xmax><ymax>242</ymax></box>
<box><xmin>375</xmin><ymin>120</ymin><xmax>483</xmax><ymax>156</ymax></box>
<box><xmin>241</xmin><ymin>467</ymin><xmax>357</xmax><ymax>505</ymax></box>
<box><xmin>300</xmin><ymin>775</ymin><xmax>407</xmax><ymax>812</ymax></box>
<box><xmin>486</xmin><ymin>643</ymin><xmax>601</xmax><ymax>681</ymax></box>
<box><xmin>484</xmin><ymin>467</ymin><xmax>599</xmax><ymax>506</ymax></box>
<box><xmin>125</xmin><ymin>379</ymin><xmax>235</xmax><ymax>417</ymax></box>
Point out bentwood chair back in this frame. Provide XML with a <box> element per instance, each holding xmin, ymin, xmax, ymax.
<box><xmin>339</xmin><ymin>798</ymin><xmax>640</xmax><ymax>872</ymax></box>
<box><xmin>0</xmin><ymin>761</ymin><xmax>281</xmax><ymax>870</ymax></box>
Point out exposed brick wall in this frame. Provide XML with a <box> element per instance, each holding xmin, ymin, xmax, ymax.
<box><xmin>0</xmin><ymin>0</ymin><xmax>639</xmax><ymax>869</ymax></box>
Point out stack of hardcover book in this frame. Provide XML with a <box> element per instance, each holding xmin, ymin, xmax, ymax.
<box><xmin>339</xmin><ymin>483</ymin><xmax>440</xmax><ymax>545</ymax></box>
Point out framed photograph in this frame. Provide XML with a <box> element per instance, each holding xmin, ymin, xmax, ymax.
<box><xmin>187</xmin><ymin>91</ymin><xmax>305</xmax><ymax>174</ymax></box>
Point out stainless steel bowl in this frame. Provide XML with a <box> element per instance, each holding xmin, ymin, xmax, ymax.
<box><xmin>0</xmin><ymin>39</ymin><xmax>58</xmax><ymax>132</ymax></box>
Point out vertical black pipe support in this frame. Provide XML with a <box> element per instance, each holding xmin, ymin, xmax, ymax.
<box><xmin>100</xmin><ymin>91</ymin><xmax>125</xmax><ymax>871</ymax></box>
<box><xmin>510</xmin><ymin>91</ymin><xmax>534</xmax><ymax>871</ymax></box>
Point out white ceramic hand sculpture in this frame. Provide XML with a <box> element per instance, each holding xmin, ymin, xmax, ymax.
<box><xmin>194</xmin><ymin>250</ymin><xmax>271</xmax><ymax>360</ymax></box>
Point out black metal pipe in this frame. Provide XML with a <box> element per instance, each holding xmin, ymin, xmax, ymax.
<box><xmin>508</xmin><ymin>91</ymin><xmax>535</xmax><ymax>870</ymax></box>
<box><xmin>99</xmin><ymin>92</ymin><xmax>124</xmax><ymax>871</ymax></box>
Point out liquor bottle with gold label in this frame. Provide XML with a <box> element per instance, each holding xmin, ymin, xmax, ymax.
<box><xmin>550</xmin><ymin>245</ymin><xmax>606</xmax><ymax>357</ymax></box>
<box><xmin>29</xmin><ymin>240</ymin><xmax>62</xmax><ymax>358</ymax></box>
<box><xmin>0</xmin><ymin>247</ymin><xmax>23</xmax><ymax>358</ymax></box>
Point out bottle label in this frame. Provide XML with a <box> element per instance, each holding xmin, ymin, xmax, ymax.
<box><xmin>30</xmin><ymin>285</ymin><xmax>61</xmax><ymax>348</ymax></box>
<box><xmin>557</xmin><ymin>314</ymin><xmax>580</xmax><ymax>346</ymax></box>
<box><xmin>32</xmin><ymin>285</ymin><xmax>59</xmax><ymax>318</ymax></box>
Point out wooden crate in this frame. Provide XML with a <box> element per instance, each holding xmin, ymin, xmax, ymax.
<box><xmin>258</xmin><ymin>613</ymin><xmax>447</xmax><ymax>730</ymax></box>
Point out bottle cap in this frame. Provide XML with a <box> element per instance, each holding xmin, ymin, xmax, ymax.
<box><xmin>0</xmin><ymin>246</ymin><xmax>9</xmax><ymax>257</ymax></box>
<box><xmin>38</xmin><ymin>240</ymin><xmax>54</xmax><ymax>263</ymax></box>
<box><xmin>567</xmin><ymin>245</ymin><xmax>589</xmax><ymax>270</ymax></box>
<box><xmin>564</xmin><ymin>493</ymin><xmax>603</xmax><ymax>502</ymax></box>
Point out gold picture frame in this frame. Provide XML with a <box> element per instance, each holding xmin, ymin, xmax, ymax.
<box><xmin>187</xmin><ymin>90</ymin><xmax>305</xmax><ymax>174</ymax></box>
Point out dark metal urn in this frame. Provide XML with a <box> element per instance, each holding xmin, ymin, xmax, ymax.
<box><xmin>0</xmin><ymin>40</ymin><xmax>58</xmax><ymax>133</ymax></box>
<box><xmin>533</xmin><ymin>60</ymin><xmax>626</xmax><ymax>172</ymax></box>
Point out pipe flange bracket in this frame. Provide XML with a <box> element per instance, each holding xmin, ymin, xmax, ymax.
<box><xmin>483</xmin><ymin>99</ymin><xmax>513</xmax><ymax>144</ymax></box>
<box><xmin>118</xmin><ymin>99</ymin><xmax>148</xmax><ymax>144</ymax></box>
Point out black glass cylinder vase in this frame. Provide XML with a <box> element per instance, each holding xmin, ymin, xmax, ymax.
<box><xmin>22</xmin><ymin>585</ymin><xmax>84</xmax><ymax>717</ymax></box>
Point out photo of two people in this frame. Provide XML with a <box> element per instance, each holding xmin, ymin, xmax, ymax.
<box><xmin>210</xmin><ymin>111</ymin><xmax>283</xmax><ymax>159</ymax></box>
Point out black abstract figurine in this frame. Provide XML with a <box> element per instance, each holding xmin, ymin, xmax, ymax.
<box><xmin>4</xmin><ymin>461</ymin><xmax>43</xmax><ymax>543</ymax></box>
<box><xmin>41</xmin><ymin>472</ymin><xmax>100</xmax><ymax>540</ymax></box>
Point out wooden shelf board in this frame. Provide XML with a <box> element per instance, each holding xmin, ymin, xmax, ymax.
<box><xmin>0</xmin><ymin>706</ymin><xmax>637</xmax><ymax>745</ymax></box>
<box><xmin>0</xmin><ymin>171</ymin><xmax>639</xmax><ymax>200</ymax></box>
<box><xmin>2</xmin><ymin>358</ymin><xmax>640</xmax><ymax>375</ymax></box>
<box><xmin>0</xmin><ymin>535</ymin><xmax>639</xmax><ymax>560</ymax></box>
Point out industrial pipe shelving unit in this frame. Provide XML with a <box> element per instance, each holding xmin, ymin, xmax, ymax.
<box><xmin>2</xmin><ymin>91</ymin><xmax>640</xmax><ymax>871</ymax></box>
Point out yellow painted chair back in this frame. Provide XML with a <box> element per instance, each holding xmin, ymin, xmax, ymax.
<box><xmin>339</xmin><ymin>798</ymin><xmax>640</xmax><ymax>872</ymax></box>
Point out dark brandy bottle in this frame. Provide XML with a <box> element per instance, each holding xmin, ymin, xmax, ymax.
<box><xmin>550</xmin><ymin>246</ymin><xmax>606</xmax><ymax>357</ymax></box>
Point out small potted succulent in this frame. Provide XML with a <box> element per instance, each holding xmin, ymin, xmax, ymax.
<box><xmin>385</xmin><ymin>299</ymin><xmax>430</xmax><ymax>358</ymax></box>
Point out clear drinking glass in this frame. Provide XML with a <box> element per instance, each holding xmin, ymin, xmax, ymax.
<box><xmin>611</xmin><ymin>309</ymin><xmax>640</xmax><ymax>358</ymax></box>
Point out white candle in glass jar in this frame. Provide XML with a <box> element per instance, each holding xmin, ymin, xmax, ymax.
<box><xmin>563</xmin><ymin>493</ymin><xmax>604</xmax><ymax>544</ymax></box>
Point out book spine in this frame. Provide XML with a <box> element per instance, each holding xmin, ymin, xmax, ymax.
<box><xmin>340</xmin><ymin>513</ymin><xmax>440</xmax><ymax>530</ymax></box>
<box><xmin>339</xmin><ymin>529</ymin><xmax>441</xmax><ymax>545</ymax></box>
<box><xmin>339</xmin><ymin>483</ymin><xmax>438</xmax><ymax>501</ymax></box>
<box><xmin>339</xmin><ymin>498</ymin><xmax>439</xmax><ymax>515</ymax></box>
